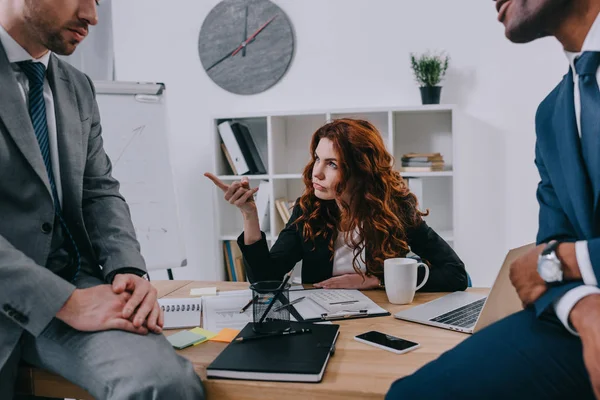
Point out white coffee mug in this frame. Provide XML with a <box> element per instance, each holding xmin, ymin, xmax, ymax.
<box><xmin>383</xmin><ymin>258</ymin><xmax>430</xmax><ymax>304</ymax></box>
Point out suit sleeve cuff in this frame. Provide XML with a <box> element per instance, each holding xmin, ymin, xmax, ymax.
<box><xmin>553</xmin><ymin>285</ymin><xmax>600</xmax><ymax>335</ymax></box>
<box><xmin>576</xmin><ymin>241</ymin><xmax>597</xmax><ymax>285</ymax></box>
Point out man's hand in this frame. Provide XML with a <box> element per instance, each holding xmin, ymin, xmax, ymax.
<box><xmin>570</xmin><ymin>295</ymin><xmax>600</xmax><ymax>399</ymax></box>
<box><xmin>509</xmin><ymin>244</ymin><xmax>547</xmax><ymax>306</ymax></box>
<box><xmin>112</xmin><ymin>274</ymin><xmax>163</xmax><ymax>334</ymax></box>
<box><xmin>314</xmin><ymin>274</ymin><xmax>380</xmax><ymax>289</ymax></box>
<box><xmin>56</xmin><ymin>285</ymin><xmax>148</xmax><ymax>335</ymax></box>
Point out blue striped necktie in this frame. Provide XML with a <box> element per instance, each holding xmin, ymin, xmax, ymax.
<box><xmin>17</xmin><ymin>61</ymin><xmax>81</xmax><ymax>280</ymax></box>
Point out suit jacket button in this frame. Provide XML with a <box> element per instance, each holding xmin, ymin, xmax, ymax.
<box><xmin>41</xmin><ymin>222</ymin><xmax>53</xmax><ymax>234</ymax></box>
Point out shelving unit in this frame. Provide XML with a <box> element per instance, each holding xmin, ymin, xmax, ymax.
<box><xmin>211</xmin><ymin>105</ymin><xmax>457</xmax><ymax>281</ymax></box>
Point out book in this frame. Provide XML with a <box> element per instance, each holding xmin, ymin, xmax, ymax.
<box><xmin>220</xmin><ymin>143</ymin><xmax>238</xmax><ymax>175</ymax></box>
<box><xmin>207</xmin><ymin>322</ymin><xmax>340</xmax><ymax>382</ymax></box>
<box><xmin>399</xmin><ymin>166</ymin><xmax>446</xmax><ymax>172</ymax></box>
<box><xmin>158</xmin><ymin>297</ymin><xmax>202</xmax><ymax>329</ymax></box>
<box><xmin>402</xmin><ymin>152</ymin><xmax>442</xmax><ymax>160</ymax></box>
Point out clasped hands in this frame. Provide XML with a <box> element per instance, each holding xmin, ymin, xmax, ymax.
<box><xmin>57</xmin><ymin>273</ymin><xmax>163</xmax><ymax>336</ymax></box>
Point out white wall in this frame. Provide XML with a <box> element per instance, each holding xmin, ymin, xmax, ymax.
<box><xmin>111</xmin><ymin>0</ymin><xmax>568</xmax><ymax>286</ymax></box>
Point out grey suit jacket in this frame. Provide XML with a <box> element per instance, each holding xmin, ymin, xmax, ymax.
<box><xmin>0</xmin><ymin>42</ymin><xmax>146</xmax><ymax>368</ymax></box>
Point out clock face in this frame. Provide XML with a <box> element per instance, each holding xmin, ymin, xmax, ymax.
<box><xmin>198</xmin><ymin>0</ymin><xmax>295</xmax><ymax>95</ymax></box>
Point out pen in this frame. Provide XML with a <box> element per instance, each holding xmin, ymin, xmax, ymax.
<box><xmin>234</xmin><ymin>328</ymin><xmax>312</xmax><ymax>343</ymax></box>
<box><xmin>273</xmin><ymin>296</ymin><xmax>306</xmax><ymax>312</ymax></box>
<box><xmin>258</xmin><ymin>269</ymin><xmax>294</xmax><ymax>324</ymax></box>
<box><xmin>321</xmin><ymin>310</ymin><xmax>369</xmax><ymax>321</ymax></box>
<box><xmin>239</xmin><ymin>295</ymin><xmax>257</xmax><ymax>313</ymax></box>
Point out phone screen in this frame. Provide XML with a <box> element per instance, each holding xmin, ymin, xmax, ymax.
<box><xmin>356</xmin><ymin>331</ymin><xmax>418</xmax><ymax>351</ymax></box>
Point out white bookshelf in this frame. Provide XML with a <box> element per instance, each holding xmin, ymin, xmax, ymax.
<box><xmin>211</xmin><ymin>105</ymin><xmax>457</xmax><ymax>281</ymax></box>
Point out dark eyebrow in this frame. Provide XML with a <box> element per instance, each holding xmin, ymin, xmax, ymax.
<box><xmin>314</xmin><ymin>152</ymin><xmax>337</xmax><ymax>162</ymax></box>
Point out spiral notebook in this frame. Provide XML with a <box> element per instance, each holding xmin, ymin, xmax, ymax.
<box><xmin>158</xmin><ymin>297</ymin><xmax>202</xmax><ymax>329</ymax></box>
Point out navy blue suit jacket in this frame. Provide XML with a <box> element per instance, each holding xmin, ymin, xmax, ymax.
<box><xmin>534</xmin><ymin>67</ymin><xmax>597</xmax><ymax>315</ymax></box>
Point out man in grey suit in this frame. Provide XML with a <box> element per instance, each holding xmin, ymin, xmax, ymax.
<box><xmin>0</xmin><ymin>0</ymin><xmax>205</xmax><ymax>398</ymax></box>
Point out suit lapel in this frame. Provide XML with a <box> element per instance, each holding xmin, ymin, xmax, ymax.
<box><xmin>554</xmin><ymin>70</ymin><xmax>595</xmax><ymax>236</ymax></box>
<box><xmin>47</xmin><ymin>55</ymin><xmax>84</xmax><ymax>215</ymax></box>
<box><xmin>0</xmin><ymin>42</ymin><xmax>52</xmax><ymax>197</ymax></box>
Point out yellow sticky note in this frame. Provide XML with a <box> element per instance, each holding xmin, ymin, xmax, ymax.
<box><xmin>209</xmin><ymin>328</ymin><xmax>240</xmax><ymax>343</ymax></box>
<box><xmin>190</xmin><ymin>327</ymin><xmax>217</xmax><ymax>345</ymax></box>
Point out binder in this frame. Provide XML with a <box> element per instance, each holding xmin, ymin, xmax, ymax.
<box><xmin>217</xmin><ymin>121</ymin><xmax>250</xmax><ymax>175</ymax></box>
<box><xmin>287</xmin><ymin>289</ymin><xmax>390</xmax><ymax>323</ymax></box>
<box><xmin>231</xmin><ymin>122</ymin><xmax>267</xmax><ymax>174</ymax></box>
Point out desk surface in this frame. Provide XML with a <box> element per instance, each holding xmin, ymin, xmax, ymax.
<box><xmin>18</xmin><ymin>281</ymin><xmax>488</xmax><ymax>399</ymax></box>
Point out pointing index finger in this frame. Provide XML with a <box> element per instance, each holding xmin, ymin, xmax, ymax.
<box><xmin>204</xmin><ymin>172</ymin><xmax>229</xmax><ymax>192</ymax></box>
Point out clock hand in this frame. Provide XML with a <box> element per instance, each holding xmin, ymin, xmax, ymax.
<box><xmin>205</xmin><ymin>48</ymin><xmax>237</xmax><ymax>72</ymax></box>
<box><xmin>242</xmin><ymin>5</ymin><xmax>248</xmax><ymax>57</ymax></box>
<box><xmin>231</xmin><ymin>14</ymin><xmax>278</xmax><ymax>57</ymax></box>
<box><xmin>205</xmin><ymin>14</ymin><xmax>278</xmax><ymax>72</ymax></box>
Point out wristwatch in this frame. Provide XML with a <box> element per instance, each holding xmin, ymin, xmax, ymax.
<box><xmin>537</xmin><ymin>240</ymin><xmax>564</xmax><ymax>284</ymax></box>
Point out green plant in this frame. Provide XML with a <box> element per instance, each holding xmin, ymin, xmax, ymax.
<box><xmin>410</xmin><ymin>52</ymin><xmax>450</xmax><ymax>87</ymax></box>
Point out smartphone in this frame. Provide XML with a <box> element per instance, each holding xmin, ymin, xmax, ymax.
<box><xmin>354</xmin><ymin>331</ymin><xmax>420</xmax><ymax>354</ymax></box>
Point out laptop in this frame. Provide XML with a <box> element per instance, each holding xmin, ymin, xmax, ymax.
<box><xmin>393</xmin><ymin>243</ymin><xmax>534</xmax><ymax>334</ymax></box>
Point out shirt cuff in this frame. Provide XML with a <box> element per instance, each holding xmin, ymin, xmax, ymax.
<box><xmin>576</xmin><ymin>241</ymin><xmax>597</xmax><ymax>285</ymax></box>
<box><xmin>553</xmin><ymin>285</ymin><xmax>600</xmax><ymax>335</ymax></box>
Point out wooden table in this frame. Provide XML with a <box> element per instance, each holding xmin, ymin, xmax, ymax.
<box><xmin>17</xmin><ymin>281</ymin><xmax>488</xmax><ymax>399</ymax></box>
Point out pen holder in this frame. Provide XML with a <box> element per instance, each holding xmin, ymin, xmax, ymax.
<box><xmin>250</xmin><ymin>280</ymin><xmax>291</xmax><ymax>334</ymax></box>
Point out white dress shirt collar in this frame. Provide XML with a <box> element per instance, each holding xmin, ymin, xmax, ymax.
<box><xmin>0</xmin><ymin>22</ymin><xmax>51</xmax><ymax>68</ymax></box>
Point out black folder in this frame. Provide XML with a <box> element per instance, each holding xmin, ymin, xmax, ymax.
<box><xmin>207</xmin><ymin>322</ymin><xmax>340</xmax><ymax>383</ymax></box>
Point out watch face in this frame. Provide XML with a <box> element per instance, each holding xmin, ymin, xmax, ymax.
<box><xmin>198</xmin><ymin>0</ymin><xmax>295</xmax><ymax>95</ymax></box>
<box><xmin>538</xmin><ymin>258</ymin><xmax>562</xmax><ymax>282</ymax></box>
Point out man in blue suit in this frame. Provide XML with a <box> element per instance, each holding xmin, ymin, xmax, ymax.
<box><xmin>386</xmin><ymin>0</ymin><xmax>600</xmax><ymax>399</ymax></box>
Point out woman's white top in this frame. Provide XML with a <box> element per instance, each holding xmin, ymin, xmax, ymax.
<box><xmin>332</xmin><ymin>230</ymin><xmax>367</xmax><ymax>276</ymax></box>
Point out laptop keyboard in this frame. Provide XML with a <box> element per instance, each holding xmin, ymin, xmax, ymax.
<box><xmin>429</xmin><ymin>298</ymin><xmax>486</xmax><ymax>329</ymax></box>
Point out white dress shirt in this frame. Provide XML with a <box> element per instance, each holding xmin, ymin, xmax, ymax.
<box><xmin>332</xmin><ymin>230</ymin><xmax>367</xmax><ymax>276</ymax></box>
<box><xmin>0</xmin><ymin>23</ymin><xmax>62</xmax><ymax>206</ymax></box>
<box><xmin>553</xmin><ymin>11</ymin><xmax>600</xmax><ymax>335</ymax></box>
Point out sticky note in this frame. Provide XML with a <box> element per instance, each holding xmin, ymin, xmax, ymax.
<box><xmin>190</xmin><ymin>327</ymin><xmax>217</xmax><ymax>345</ymax></box>
<box><xmin>190</xmin><ymin>287</ymin><xmax>217</xmax><ymax>297</ymax></box>
<box><xmin>209</xmin><ymin>328</ymin><xmax>240</xmax><ymax>343</ymax></box>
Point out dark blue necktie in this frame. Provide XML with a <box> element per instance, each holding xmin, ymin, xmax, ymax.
<box><xmin>18</xmin><ymin>61</ymin><xmax>81</xmax><ymax>280</ymax></box>
<box><xmin>576</xmin><ymin>51</ymin><xmax>600</xmax><ymax>197</ymax></box>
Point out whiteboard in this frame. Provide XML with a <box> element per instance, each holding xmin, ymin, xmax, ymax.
<box><xmin>94</xmin><ymin>81</ymin><xmax>186</xmax><ymax>271</ymax></box>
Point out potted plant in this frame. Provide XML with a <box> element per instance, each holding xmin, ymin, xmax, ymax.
<box><xmin>410</xmin><ymin>52</ymin><xmax>450</xmax><ymax>105</ymax></box>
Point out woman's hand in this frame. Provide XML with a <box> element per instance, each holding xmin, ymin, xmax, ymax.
<box><xmin>314</xmin><ymin>273</ymin><xmax>380</xmax><ymax>289</ymax></box>
<box><xmin>205</xmin><ymin>173</ymin><xmax>259</xmax><ymax>216</ymax></box>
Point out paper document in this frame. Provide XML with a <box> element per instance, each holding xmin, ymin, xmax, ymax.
<box><xmin>289</xmin><ymin>289</ymin><xmax>388</xmax><ymax>321</ymax></box>
<box><xmin>202</xmin><ymin>293</ymin><xmax>253</xmax><ymax>333</ymax></box>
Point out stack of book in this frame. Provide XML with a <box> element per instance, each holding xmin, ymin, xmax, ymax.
<box><xmin>223</xmin><ymin>240</ymin><xmax>246</xmax><ymax>282</ymax></box>
<box><xmin>400</xmin><ymin>153</ymin><xmax>445</xmax><ymax>172</ymax></box>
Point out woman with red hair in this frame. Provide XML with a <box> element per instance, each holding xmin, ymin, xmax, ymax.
<box><xmin>206</xmin><ymin>119</ymin><xmax>467</xmax><ymax>291</ymax></box>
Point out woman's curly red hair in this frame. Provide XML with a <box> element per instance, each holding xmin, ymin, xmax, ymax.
<box><xmin>293</xmin><ymin>118</ymin><xmax>427</xmax><ymax>278</ymax></box>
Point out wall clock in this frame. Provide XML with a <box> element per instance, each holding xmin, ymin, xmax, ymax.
<box><xmin>198</xmin><ymin>0</ymin><xmax>295</xmax><ymax>95</ymax></box>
